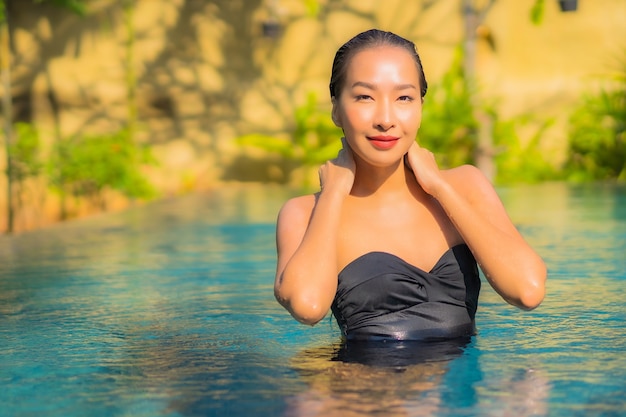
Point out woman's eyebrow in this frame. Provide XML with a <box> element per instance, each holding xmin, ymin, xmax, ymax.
<box><xmin>351</xmin><ymin>81</ymin><xmax>376</xmax><ymax>89</ymax></box>
<box><xmin>394</xmin><ymin>83</ymin><xmax>418</xmax><ymax>91</ymax></box>
<box><xmin>350</xmin><ymin>81</ymin><xmax>418</xmax><ymax>91</ymax></box>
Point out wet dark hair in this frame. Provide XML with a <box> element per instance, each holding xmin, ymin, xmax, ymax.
<box><xmin>329</xmin><ymin>29</ymin><xmax>428</xmax><ymax>100</ymax></box>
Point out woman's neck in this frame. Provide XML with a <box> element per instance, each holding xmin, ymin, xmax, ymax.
<box><xmin>350</xmin><ymin>158</ymin><xmax>414</xmax><ymax>197</ymax></box>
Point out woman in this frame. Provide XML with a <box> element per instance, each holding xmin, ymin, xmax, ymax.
<box><xmin>274</xmin><ymin>29</ymin><xmax>547</xmax><ymax>341</ymax></box>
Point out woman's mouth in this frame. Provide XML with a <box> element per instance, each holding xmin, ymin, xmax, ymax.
<box><xmin>368</xmin><ymin>135</ymin><xmax>400</xmax><ymax>150</ymax></box>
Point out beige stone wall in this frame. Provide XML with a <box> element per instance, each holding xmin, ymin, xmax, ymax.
<box><xmin>479</xmin><ymin>0</ymin><xmax>626</xmax><ymax>159</ymax></box>
<box><xmin>1</xmin><ymin>0</ymin><xmax>625</xmax><ymax>232</ymax></box>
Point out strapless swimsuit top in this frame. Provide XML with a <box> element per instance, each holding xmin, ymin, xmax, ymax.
<box><xmin>331</xmin><ymin>244</ymin><xmax>481</xmax><ymax>341</ymax></box>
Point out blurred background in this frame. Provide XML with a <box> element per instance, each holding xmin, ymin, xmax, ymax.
<box><xmin>0</xmin><ymin>0</ymin><xmax>624</xmax><ymax>233</ymax></box>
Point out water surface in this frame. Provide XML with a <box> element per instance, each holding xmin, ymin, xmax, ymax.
<box><xmin>1</xmin><ymin>182</ymin><xmax>624</xmax><ymax>417</ymax></box>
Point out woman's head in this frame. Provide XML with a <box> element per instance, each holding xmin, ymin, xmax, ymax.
<box><xmin>329</xmin><ymin>29</ymin><xmax>428</xmax><ymax>100</ymax></box>
<box><xmin>329</xmin><ymin>35</ymin><xmax>425</xmax><ymax>169</ymax></box>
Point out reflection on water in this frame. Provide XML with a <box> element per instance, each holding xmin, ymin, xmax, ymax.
<box><xmin>332</xmin><ymin>338</ymin><xmax>470</xmax><ymax>368</ymax></box>
<box><xmin>0</xmin><ymin>182</ymin><xmax>625</xmax><ymax>417</ymax></box>
<box><xmin>286</xmin><ymin>339</ymin><xmax>550</xmax><ymax>417</ymax></box>
<box><xmin>287</xmin><ymin>342</ymin><xmax>452</xmax><ymax>417</ymax></box>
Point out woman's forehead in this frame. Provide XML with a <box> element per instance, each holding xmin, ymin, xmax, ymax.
<box><xmin>345</xmin><ymin>46</ymin><xmax>420</xmax><ymax>82</ymax></box>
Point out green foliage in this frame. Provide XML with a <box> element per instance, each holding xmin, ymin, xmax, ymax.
<box><xmin>34</xmin><ymin>0</ymin><xmax>87</xmax><ymax>15</ymax></box>
<box><xmin>9</xmin><ymin>123</ymin><xmax>42</xmax><ymax>182</ymax></box>
<box><xmin>237</xmin><ymin>92</ymin><xmax>342</xmax><ymax>173</ymax></box>
<box><xmin>564</xmin><ymin>85</ymin><xmax>626</xmax><ymax>181</ymax></box>
<box><xmin>493</xmin><ymin>117</ymin><xmax>559</xmax><ymax>184</ymax></box>
<box><xmin>530</xmin><ymin>0</ymin><xmax>545</xmax><ymax>25</ymax></box>
<box><xmin>419</xmin><ymin>45</ymin><xmax>560</xmax><ymax>184</ymax></box>
<box><xmin>302</xmin><ymin>0</ymin><xmax>320</xmax><ymax>17</ymax></box>
<box><xmin>49</xmin><ymin>128</ymin><xmax>156</xmax><ymax>202</ymax></box>
<box><xmin>418</xmin><ymin>48</ymin><xmax>477</xmax><ymax>168</ymax></box>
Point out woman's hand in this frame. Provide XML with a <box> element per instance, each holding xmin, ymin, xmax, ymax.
<box><xmin>404</xmin><ymin>141</ymin><xmax>444</xmax><ymax>196</ymax></box>
<box><xmin>319</xmin><ymin>137</ymin><xmax>356</xmax><ymax>196</ymax></box>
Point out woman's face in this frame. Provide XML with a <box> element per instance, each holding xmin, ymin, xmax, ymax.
<box><xmin>332</xmin><ymin>45</ymin><xmax>423</xmax><ymax>168</ymax></box>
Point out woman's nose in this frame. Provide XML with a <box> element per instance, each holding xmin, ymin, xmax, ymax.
<box><xmin>374</xmin><ymin>100</ymin><xmax>395</xmax><ymax>130</ymax></box>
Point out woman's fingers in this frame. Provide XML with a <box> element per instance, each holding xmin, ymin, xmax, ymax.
<box><xmin>406</xmin><ymin>142</ymin><xmax>442</xmax><ymax>195</ymax></box>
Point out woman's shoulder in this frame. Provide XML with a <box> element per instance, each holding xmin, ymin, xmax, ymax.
<box><xmin>442</xmin><ymin>164</ymin><xmax>504</xmax><ymax>209</ymax></box>
<box><xmin>277</xmin><ymin>193</ymin><xmax>318</xmax><ymax>223</ymax></box>
<box><xmin>443</xmin><ymin>164</ymin><xmax>484</xmax><ymax>180</ymax></box>
<box><xmin>442</xmin><ymin>164</ymin><xmax>496</xmax><ymax>199</ymax></box>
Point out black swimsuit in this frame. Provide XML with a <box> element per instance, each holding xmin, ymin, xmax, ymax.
<box><xmin>331</xmin><ymin>244</ymin><xmax>481</xmax><ymax>341</ymax></box>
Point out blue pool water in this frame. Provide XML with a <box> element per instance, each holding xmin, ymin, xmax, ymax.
<box><xmin>1</xmin><ymin>182</ymin><xmax>625</xmax><ymax>417</ymax></box>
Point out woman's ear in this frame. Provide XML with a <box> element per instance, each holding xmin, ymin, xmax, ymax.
<box><xmin>331</xmin><ymin>97</ymin><xmax>341</xmax><ymax>128</ymax></box>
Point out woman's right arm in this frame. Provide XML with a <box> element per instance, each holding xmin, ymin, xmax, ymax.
<box><xmin>274</xmin><ymin>142</ymin><xmax>355</xmax><ymax>325</ymax></box>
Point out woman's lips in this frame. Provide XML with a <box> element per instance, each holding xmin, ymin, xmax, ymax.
<box><xmin>368</xmin><ymin>136</ymin><xmax>400</xmax><ymax>150</ymax></box>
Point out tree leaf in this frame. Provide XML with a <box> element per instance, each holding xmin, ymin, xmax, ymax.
<box><xmin>530</xmin><ymin>0</ymin><xmax>545</xmax><ymax>25</ymax></box>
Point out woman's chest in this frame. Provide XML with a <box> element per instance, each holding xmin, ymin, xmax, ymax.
<box><xmin>336</xmin><ymin>200</ymin><xmax>460</xmax><ymax>273</ymax></box>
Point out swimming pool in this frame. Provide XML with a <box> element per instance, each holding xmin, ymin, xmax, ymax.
<box><xmin>1</xmin><ymin>182</ymin><xmax>624</xmax><ymax>417</ymax></box>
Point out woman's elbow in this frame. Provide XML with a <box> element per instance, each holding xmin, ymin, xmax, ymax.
<box><xmin>274</xmin><ymin>287</ymin><xmax>328</xmax><ymax>325</ymax></box>
<box><xmin>292</xmin><ymin>305</ymin><xmax>327</xmax><ymax>326</ymax></box>
<box><xmin>518</xmin><ymin>262</ymin><xmax>547</xmax><ymax>310</ymax></box>
<box><xmin>518</xmin><ymin>284</ymin><xmax>545</xmax><ymax>310</ymax></box>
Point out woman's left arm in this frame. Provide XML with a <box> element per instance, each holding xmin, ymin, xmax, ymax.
<box><xmin>406</xmin><ymin>143</ymin><xmax>547</xmax><ymax>310</ymax></box>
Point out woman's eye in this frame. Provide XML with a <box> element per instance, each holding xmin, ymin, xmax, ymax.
<box><xmin>355</xmin><ymin>94</ymin><xmax>372</xmax><ymax>101</ymax></box>
<box><xmin>398</xmin><ymin>95</ymin><xmax>414</xmax><ymax>102</ymax></box>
